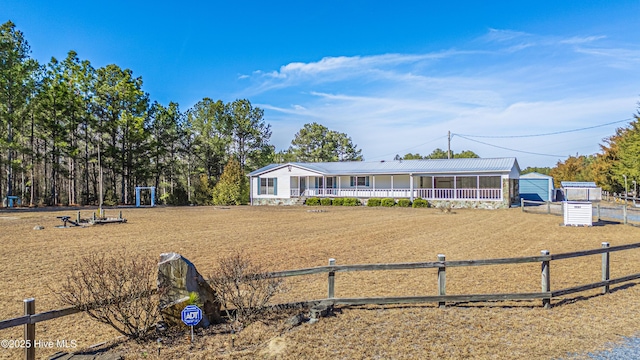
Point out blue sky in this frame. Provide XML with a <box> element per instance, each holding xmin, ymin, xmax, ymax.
<box><xmin>3</xmin><ymin>0</ymin><xmax>640</xmax><ymax>168</ymax></box>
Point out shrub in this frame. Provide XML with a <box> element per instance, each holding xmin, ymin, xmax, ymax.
<box><xmin>412</xmin><ymin>198</ymin><xmax>429</xmax><ymax>208</ymax></box>
<box><xmin>367</xmin><ymin>198</ymin><xmax>381</xmax><ymax>207</ymax></box>
<box><xmin>305</xmin><ymin>197</ymin><xmax>320</xmax><ymax>206</ymax></box>
<box><xmin>332</xmin><ymin>198</ymin><xmax>344</xmax><ymax>206</ymax></box>
<box><xmin>209</xmin><ymin>251</ymin><xmax>285</xmax><ymax>331</ymax></box>
<box><xmin>397</xmin><ymin>199</ymin><xmax>412</xmax><ymax>207</ymax></box>
<box><xmin>53</xmin><ymin>251</ymin><xmax>160</xmax><ymax>340</ymax></box>
<box><xmin>381</xmin><ymin>198</ymin><xmax>396</xmax><ymax>207</ymax></box>
<box><xmin>320</xmin><ymin>198</ymin><xmax>332</xmax><ymax>206</ymax></box>
<box><xmin>342</xmin><ymin>198</ymin><xmax>361</xmax><ymax>206</ymax></box>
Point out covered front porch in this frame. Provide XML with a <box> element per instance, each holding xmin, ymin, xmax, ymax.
<box><xmin>290</xmin><ymin>174</ymin><xmax>504</xmax><ymax>201</ymax></box>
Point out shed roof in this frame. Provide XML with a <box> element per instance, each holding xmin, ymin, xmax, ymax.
<box><xmin>249</xmin><ymin>157</ymin><xmax>520</xmax><ymax>176</ymax></box>
<box><xmin>520</xmin><ymin>172</ymin><xmax>553</xmax><ymax>179</ymax></box>
<box><xmin>561</xmin><ymin>181</ymin><xmax>598</xmax><ymax>188</ymax></box>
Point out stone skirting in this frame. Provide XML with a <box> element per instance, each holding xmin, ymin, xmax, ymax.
<box><xmin>251</xmin><ymin>197</ymin><xmax>511</xmax><ymax>209</ymax></box>
<box><xmin>427</xmin><ymin>199</ymin><xmax>510</xmax><ymax>209</ymax></box>
<box><xmin>251</xmin><ymin>198</ymin><xmax>301</xmax><ymax>206</ymax></box>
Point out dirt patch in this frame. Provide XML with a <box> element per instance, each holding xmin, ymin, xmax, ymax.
<box><xmin>0</xmin><ymin>206</ymin><xmax>639</xmax><ymax>359</ymax></box>
<box><xmin>261</xmin><ymin>337</ymin><xmax>287</xmax><ymax>357</ymax></box>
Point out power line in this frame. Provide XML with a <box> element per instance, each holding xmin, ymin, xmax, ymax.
<box><xmin>455</xmin><ymin>118</ymin><xmax>633</xmax><ymax>139</ymax></box>
<box><xmin>455</xmin><ymin>134</ymin><xmax>565</xmax><ymax>157</ymax></box>
<box><xmin>370</xmin><ymin>135</ymin><xmax>447</xmax><ymax>160</ymax></box>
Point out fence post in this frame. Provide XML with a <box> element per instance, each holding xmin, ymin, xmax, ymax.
<box><xmin>597</xmin><ymin>203</ymin><xmax>601</xmax><ymax>222</ymax></box>
<box><xmin>547</xmin><ymin>201</ymin><xmax>551</xmax><ymax>215</ymax></box>
<box><xmin>521</xmin><ymin>198</ymin><xmax>524</xmax><ymax>212</ymax></box>
<box><xmin>24</xmin><ymin>298</ymin><xmax>35</xmax><ymax>360</ymax></box>
<box><xmin>602</xmin><ymin>242</ymin><xmax>610</xmax><ymax>294</ymax></box>
<box><xmin>77</xmin><ymin>211</ymin><xmax>81</xmax><ymax>223</ymax></box>
<box><xmin>328</xmin><ymin>258</ymin><xmax>335</xmax><ymax>299</ymax></box>
<box><xmin>541</xmin><ymin>250</ymin><xmax>551</xmax><ymax>309</ymax></box>
<box><xmin>437</xmin><ymin>254</ymin><xmax>446</xmax><ymax>308</ymax></box>
<box><xmin>623</xmin><ymin>205</ymin><xmax>627</xmax><ymax>225</ymax></box>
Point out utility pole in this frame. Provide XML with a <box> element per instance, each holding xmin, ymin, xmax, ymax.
<box><xmin>447</xmin><ymin>131</ymin><xmax>451</xmax><ymax>159</ymax></box>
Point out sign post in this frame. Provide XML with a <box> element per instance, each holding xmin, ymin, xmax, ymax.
<box><xmin>181</xmin><ymin>305</ymin><xmax>203</xmax><ymax>342</ymax></box>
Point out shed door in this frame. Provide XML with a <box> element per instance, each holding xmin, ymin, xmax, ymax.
<box><xmin>520</xmin><ymin>179</ymin><xmax>549</xmax><ymax>202</ymax></box>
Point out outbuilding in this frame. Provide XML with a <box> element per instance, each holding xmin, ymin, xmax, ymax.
<box><xmin>519</xmin><ymin>172</ymin><xmax>555</xmax><ymax>202</ymax></box>
<box><xmin>560</xmin><ymin>181</ymin><xmax>602</xmax><ymax>202</ymax></box>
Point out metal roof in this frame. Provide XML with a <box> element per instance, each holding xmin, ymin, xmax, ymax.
<box><xmin>520</xmin><ymin>172</ymin><xmax>553</xmax><ymax>179</ymax></box>
<box><xmin>249</xmin><ymin>157</ymin><xmax>519</xmax><ymax>176</ymax></box>
<box><xmin>561</xmin><ymin>181</ymin><xmax>598</xmax><ymax>188</ymax></box>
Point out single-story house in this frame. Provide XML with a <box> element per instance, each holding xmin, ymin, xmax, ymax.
<box><xmin>559</xmin><ymin>181</ymin><xmax>602</xmax><ymax>201</ymax></box>
<box><xmin>519</xmin><ymin>172</ymin><xmax>555</xmax><ymax>202</ymax></box>
<box><xmin>248</xmin><ymin>157</ymin><xmax>521</xmax><ymax>208</ymax></box>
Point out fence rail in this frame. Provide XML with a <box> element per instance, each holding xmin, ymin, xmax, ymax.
<box><xmin>2</xmin><ymin>243</ymin><xmax>640</xmax><ymax>360</ymax></box>
<box><xmin>521</xmin><ymin>198</ymin><xmax>640</xmax><ymax>225</ymax></box>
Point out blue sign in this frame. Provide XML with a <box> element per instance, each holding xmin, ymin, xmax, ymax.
<box><xmin>181</xmin><ymin>305</ymin><xmax>202</xmax><ymax>326</ymax></box>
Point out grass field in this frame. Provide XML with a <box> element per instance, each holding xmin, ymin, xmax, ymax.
<box><xmin>0</xmin><ymin>205</ymin><xmax>639</xmax><ymax>359</ymax></box>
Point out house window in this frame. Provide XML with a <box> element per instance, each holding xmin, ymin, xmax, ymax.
<box><xmin>259</xmin><ymin>178</ymin><xmax>277</xmax><ymax>195</ymax></box>
<box><xmin>316</xmin><ymin>177</ymin><xmax>336</xmax><ymax>188</ymax></box>
<box><xmin>456</xmin><ymin>176</ymin><xmax>477</xmax><ymax>188</ymax></box>
<box><xmin>434</xmin><ymin>177</ymin><xmax>454</xmax><ymax>189</ymax></box>
<box><xmin>326</xmin><ymin>177</ymin><xmax>335</xmax><ymax>188</ymax></box>
<box><xmin>350</xmin><ymin>176</ymin><xmax>369</xmax><ymax>186</ymax></box>
<box><xmin>420</xmin><ymin>176</ymin><xmax>433</xmax><ymax>188</ymax></box>
<box><xmin>479</xmin><ymin>176</ymin><xmax>501</xmax><ymax>188</ymax></box>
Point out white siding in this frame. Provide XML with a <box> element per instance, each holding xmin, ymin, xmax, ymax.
<box><xmin>252</xmin><ymin>165</ymin><xmax>321</xmax><ymax>199</ymax></box>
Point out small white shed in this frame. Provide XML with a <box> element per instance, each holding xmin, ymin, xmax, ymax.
<box><xmin>563</xmin><ymin>201</ymin><xmax>592</xmax><ymax>226</ymax></box>
<box><xmin>560</xmin><ymin>181</ymin><xmax>602</xmax><ymax>201</ymax></box>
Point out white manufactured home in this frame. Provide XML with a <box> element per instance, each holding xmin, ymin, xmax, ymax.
<box><xmin>248</xmin><ymin>157</ymin><xmax>521</xmax><ymax>208</ymax></box>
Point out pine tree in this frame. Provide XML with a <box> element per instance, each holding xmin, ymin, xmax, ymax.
<box><xmin>212</xmin><ymin>157</ymin><xmax>247</xmax><ymax>205</ymax></box>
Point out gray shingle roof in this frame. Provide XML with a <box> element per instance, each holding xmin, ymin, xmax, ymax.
<box><xmin>249</xmin><ymin>157</ymin><xmax>519</xmax><ymax>176</ymax></box>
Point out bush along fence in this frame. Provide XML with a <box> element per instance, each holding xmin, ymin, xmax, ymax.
<box><xmin>2</xmin><ymin>242</ymin><xmax>640</xmax><ymax>359</ymax></box>
<box><xmin>521</xmin><ymin>198</ymin><xmax>640</xmax><ymax>225</ymax></box>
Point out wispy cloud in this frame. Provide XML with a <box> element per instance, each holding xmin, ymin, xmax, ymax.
<box><xmin>243</xmin><ymin>29</ymin><xmax>640</xmax><ymax>167</ymax></box>
<box><xmin>560</xmin><ymin>35</ymin><xmax>606</xmax><ymax>44</ymax></box>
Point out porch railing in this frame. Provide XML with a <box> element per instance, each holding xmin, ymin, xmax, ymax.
<box><xmin>297</xmin><ymin>188</ymin><xmax>502</xmax><ymax>201</ymax></box>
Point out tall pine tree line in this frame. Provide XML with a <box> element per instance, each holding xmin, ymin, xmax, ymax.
<box><xmin>0</xmin><ymin>21</ymin><xmax>272</xmax><ymax>206</ymax></box>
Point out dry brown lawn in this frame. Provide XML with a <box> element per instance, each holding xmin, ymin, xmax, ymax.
<box><xmin>0</xmin><ymin>205</ymin><xmax>639</xmax><ymax>359</ymax></box>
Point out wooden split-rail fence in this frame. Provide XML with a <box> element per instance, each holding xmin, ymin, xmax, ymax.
<box><xmin>2</xmin><ymin>242</ymin><xmax>640</xmax><ymax>360</ymax></box>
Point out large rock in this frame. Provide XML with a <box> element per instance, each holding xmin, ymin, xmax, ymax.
<box><xmin>157</xmin><ymin>253</ymin><xmax>222</xmax><ymax>327</ymax></box>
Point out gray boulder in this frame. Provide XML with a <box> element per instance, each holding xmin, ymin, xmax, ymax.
<box><xmin>157</xmin><ymin>253</ymin><xmax>222</xmax><ymax>327</ymax></box>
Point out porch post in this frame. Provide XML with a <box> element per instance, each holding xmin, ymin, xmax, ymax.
<box><xmin>410</xmin><ymin>174</ymin><xmax>414</xmax><ymax>201</ymax></box>
<box><xmin>298</xmin><ymin>176</ymin><xmax>300</xmax><ymax>197</ymax></box>
<box><xmin>373</xmin><ymin>176</ymin><xmax>376</xmax><ymax>197</ymax></box>
<box><xmin>338</xmin><ymin>176</ymin><xmax>341</xmax><ymax>196</ymax></box>
<box><xmin>307</xmin><ymin>176</ymin><xmax>310</xmax><ymax>196</ymax></box>
<box><xmin>391</xmin><ymin>175</ymin><xmax>394</xmax><ymax>198</ymax></box>
<box><xmin>432</xmin><ymin>176</ymin><xmax>435</xmax><ymax>199</ymax></box>
<box><xmin>249</xmin><ymin>177</ymin><xmax>253</xmax><ymax>205</ymax></box>
<box><xmin>323</xmin><ymin>176</ymin><xmax>326</xmax><ymax>196</ymax></box>
<box><xmin>477</xmin><ymin>175</ymin><xmax>480</xmax><ymax>199</ymax></box>
<box><xmin>355</xmin><ymin>176</ymin><xmax>358</xmax><ymax>197</ymax></box>
<box><xmin>454</xmin><ymin>176</ymin><xmax>457</xmax><ymax>199</ymax></box>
